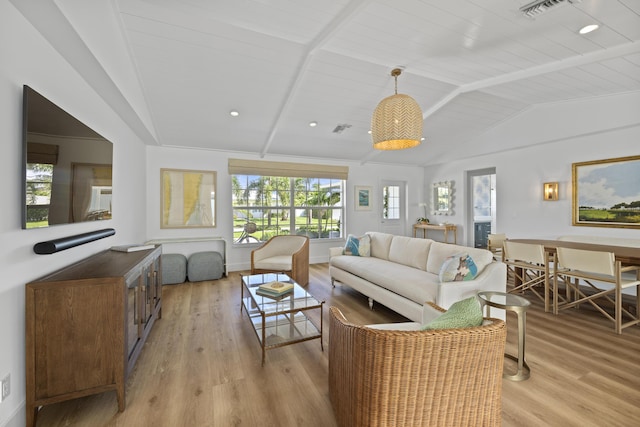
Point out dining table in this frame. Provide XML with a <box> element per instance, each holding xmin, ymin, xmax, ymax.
<box><xmin>507</xmin><ymin>239</ymin><xmax>640</xmax><ymax>266</ymax></box>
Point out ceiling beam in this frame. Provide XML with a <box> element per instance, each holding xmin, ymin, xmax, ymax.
<box><xmin>10</xmin><ymin>0</ymin><xmax>159</xmax><ymax>146</ymax></box>
<box><xmin>363</xmin><ymin>40</ymin><xmax>640</xmax><ymax>165</ymax></box>
<box><xmin>422</xmin><ymin>40</ymin><xmax>640</xmax><ymax>121</ymax></box>
<box><xmin>259</xmin><ymin>0</ymin><xmax>370</xmax><ymax>157</ymax></box>
<box><xmin>461</xmin><ymin>40</ymin><xmax>640</xmax><ymax>94</ymax></box>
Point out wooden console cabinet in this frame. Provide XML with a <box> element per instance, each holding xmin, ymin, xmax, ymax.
<box><xmin>25</xmin><ymin>246</ymin><xmax>162</xmax><ymax>427</ymax></box>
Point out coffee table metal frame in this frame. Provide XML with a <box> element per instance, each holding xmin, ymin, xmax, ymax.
<box><xmin>240</xmin><ymin>272</ymin><xmax>324</xmax><ymax>366</ymax></box>
<box><xmin>477</xmin><ymin>291</ymin><xmax>531</xmax><ymax>381</ymax></box>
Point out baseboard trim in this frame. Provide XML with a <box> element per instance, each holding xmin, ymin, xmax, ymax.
<box><xmin>0</xmin><ymin>399</ymin><xmax>25</xmax><ymax>427</ymax></box>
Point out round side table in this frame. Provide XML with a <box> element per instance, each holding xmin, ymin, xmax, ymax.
<box><xmin>477</xmin><ymin>291</ymin><xmax>531</xmax><ymax>381</ymax></box>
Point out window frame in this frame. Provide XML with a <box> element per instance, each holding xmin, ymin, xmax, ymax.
<box><xmin>232</xmin><ymin>174</ymin><xmax>344</xmax><ymax>244</ymax></box>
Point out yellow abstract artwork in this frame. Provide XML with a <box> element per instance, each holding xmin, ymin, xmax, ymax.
<box><xmin>161</xmin><ymin>169</ymin><xmax>216</xmax><ymax>228</ymax></box>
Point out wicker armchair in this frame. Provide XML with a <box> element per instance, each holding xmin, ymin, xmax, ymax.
<box><xmin>250</xmin><ymin>235</ymin><xmax>309</xmax><ymax>285</ymax></box>
<box><xmin>329</xmin><ymin>304</ymin><xmax>506</xmax><ymax>427</ymax></box>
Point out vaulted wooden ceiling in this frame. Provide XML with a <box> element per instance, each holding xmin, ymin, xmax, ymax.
<box><xmin>13</xmin><ymin>0</ymin><xmax>640</xmax><ymax>166</ymax></box>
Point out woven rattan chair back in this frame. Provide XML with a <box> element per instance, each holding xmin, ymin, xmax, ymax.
<box><xmin>328</xmin><ymin>305</ymin><xmax>506</xmax><ymax>427</ymax></box>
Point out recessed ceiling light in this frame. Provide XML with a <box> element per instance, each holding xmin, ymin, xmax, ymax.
<box><xmin>309</xmin><ymin>121</ymin><xmax>317</xmax><ymax>127</ymax></box>
<box><xmin>229</xmin><ymin>110</ymin><xmax>239</xmax><ymax>117</ymax></box>
<box><xmin>421</xmin><ymin>137</ymin><xmax>425</xmax><ymax>141</ymax></box>
<box><xmin>367</xmin><ymin>130</ymin><xmax>372</xmax><ymax>134</ymax></box>
<box><xmin>579</xmin><ymin>24</ymin><xmax>599</xmax><ymax>35</ymax></box>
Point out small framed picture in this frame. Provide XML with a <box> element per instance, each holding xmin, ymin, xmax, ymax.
<box><xmin>355</xmin><ymin>186</ymin><xmax>373</xmax><ymax>211</ymax></box>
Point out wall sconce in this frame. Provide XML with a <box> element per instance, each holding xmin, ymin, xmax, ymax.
<box><xmin>543</xmin><ymin>182</ymin><xmax>559</xmax><ymax>201</ymax></box>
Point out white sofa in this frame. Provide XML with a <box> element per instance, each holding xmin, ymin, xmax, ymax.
<box><xmin>329</xmin><ymin>232</ymin><xmax>507</xmax><ymax>322</ymax></box>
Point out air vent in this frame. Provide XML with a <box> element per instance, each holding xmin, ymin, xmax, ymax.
<box><xmin>520</xmin><ymin>0</ymin><xmax>581</xmax><ymax>18</ymax></box>
<box><xmin>332</xmin><ymin>124</ymin><xmax>352</xmax><ymax>134</ymax></box>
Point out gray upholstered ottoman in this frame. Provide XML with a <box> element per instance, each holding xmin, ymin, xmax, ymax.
<box><xmin>187</xmin><ymin>251</ymin><xmax>224</xmax><ymax>282</ymax></box>
<box><xmin>161</xmin><ymin>253</ymin><xmax>187</xmax><ymax>285</ymax></box>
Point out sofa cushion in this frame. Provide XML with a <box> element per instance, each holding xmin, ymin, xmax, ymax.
<box><xmin>368</xmin><ymin>232</ymin><xmax>394</xmax><ymax>260</ymax></box>
<box><xmin>330</xmin><ymin>255</ymin><xmax>438</xmax><ymax>304</ymax></box>
<box><xmin>388</xmin><ymin>236</ymin><xmax>432</xmax><ymax>271</ymax></box>
<box><xmin>421</xmin><ymin>296</ymin><xmax>483</xmax><ymax>330</ymax></box>
<box><xmin>343</xmin><ymin>234</ymin><xmax>371</xmax><ymax>256</ymax></box>
<box><xmin>439</xmin><ymin>253</ymin><xmax>478</xmax><ymax>282</ymax></box>
<box><xmin>253</xmin><ymin>255</ymin><xmax>293</xmax><ymax>271</ymax></box>
<box><xmin>426</xmin><ymin>242</ymin><xmax>493</xmax><ymax>275</ymax></box>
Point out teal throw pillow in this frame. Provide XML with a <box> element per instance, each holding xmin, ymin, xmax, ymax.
<box><xmin>343</xmin><ymin>234</ymin><xmax>371</xmax><ymax>257</ymax></box>
<box><xmin>439</xmin><ymin>253</ymin><xmax>478</xmax><ymax>282</ymax></box>
<box><xmin>421</xmin><ymin>297</ymin><xmax>483</xmax><ymax>330</ymax></box>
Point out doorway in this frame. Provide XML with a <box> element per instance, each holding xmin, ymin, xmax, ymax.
<box><xmin>466</xmin><ymin>168</ymin><xmax>497</xmax><ymax>248</ymax></box>
<box><xmin>380</xmin><ymin>180</ymin><xmax>406</xmax><ymax>236</ymax></box>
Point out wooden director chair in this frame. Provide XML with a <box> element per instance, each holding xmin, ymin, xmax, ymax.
<box><xmin>487</xmin><ymin>233</ymin><xmax>507</xmax><ymax>261</ymax></box>
<box><xmin>503</xmin><ymin>241</ymin><xmax>553</xmax><ymax>312</ymax></box>
<box><xmin>555</xmin><ymin>247</ymin><xmax>640</xmax><ymax>334</ymax></box>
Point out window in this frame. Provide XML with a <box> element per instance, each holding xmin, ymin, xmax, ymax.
<box><xmin>383</xmin><ymin>184</ymin><xmax>400</xmax><ymax>219</ymax></box>
<box><xmin>25</xmin><ymin>163</ymin><xmax>53</xmax><ymax>227</ymax></box>
<box><xmin>232</xmin><ymin>175</ymin><xmax>344</xmax><ymax>243</ymax></box>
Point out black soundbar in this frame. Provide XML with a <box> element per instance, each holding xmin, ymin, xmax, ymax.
<box><xmin>33</xmin><ymin>228</ymin><xmax>116</xmax><ymax>254</ymax></box>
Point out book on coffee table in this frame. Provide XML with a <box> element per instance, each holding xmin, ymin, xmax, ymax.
<box><xmin>257</xmin><ymin>281</ymin><xmax>294</xmax><ymax>296</ymax></box>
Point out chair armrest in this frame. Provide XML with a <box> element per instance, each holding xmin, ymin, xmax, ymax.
<box><xmin>291</xmin><ymin>237</ymin><xmax>310</xmax><ymax>285</ymax></box>
<box><xmin>621</xmin><ymin>265</ymin><xmax>640</xmax><ymax>274</ymax></box>
<box><xmin>328</xmin><ymin>307</ymin><xmax>359</xmax><ymax>424</ymax></box>
<box><xmin>422</xmin><ymin>301</ymin><xmax>446</xmax><ymax>324</ymax></box>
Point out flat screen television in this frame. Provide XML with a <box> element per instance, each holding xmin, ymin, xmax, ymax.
<box><xmin>22</xmin><ymin>85</ymin><xmax>113</xmax><ymax>229</ymax></box>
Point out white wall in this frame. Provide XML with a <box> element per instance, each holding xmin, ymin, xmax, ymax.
<box><xmin>423</xmin><ymin>93</ymin><xmax>640</xmax><ymax>245</ymax></box>
<box><xmin>0</xmin><ymin>3</ymin><xmax>147</xmax><ymax>425</ymax></box>
<box><xmin>146</xmin><ymin>147</ymin><xmax>425</xmax><ymax>271</ymax></box>
<box><xmin>2</xmin><ymin>1</ymin><xmax>639</xmax><ymax>425</ymax></box>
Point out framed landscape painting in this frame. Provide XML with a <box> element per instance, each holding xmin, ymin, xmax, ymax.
<box><xmin>572</xmin><ymin>155</ymin><xmax>640</xmax><ymax>228</ymax></box>
<box><xmin>161</xmin><ymin>168</ymin><xmax>216</xmax><ymax>228</ymax></box>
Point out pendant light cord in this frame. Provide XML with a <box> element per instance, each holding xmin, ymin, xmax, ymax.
<box><xmin>391</xmin><ymin>68</ymin><xmax>402</xmax><ymax>95</ymax></box>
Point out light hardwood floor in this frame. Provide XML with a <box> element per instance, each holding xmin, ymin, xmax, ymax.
<box><xmin>35</xmin><ymin>264</ymin><xmax>640</xmax><ymax>426</ymax></box>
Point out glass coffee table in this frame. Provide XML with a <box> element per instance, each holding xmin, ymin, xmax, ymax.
<box><xmin>240</xmin><ymin>273</ymin><xmax>324</xmax><ymax>366</ymax></box>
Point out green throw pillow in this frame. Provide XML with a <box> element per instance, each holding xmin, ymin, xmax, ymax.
<box><xmin>421</xmin><ymin>297</ymin><xmax>483</xmax><ymax>330</ymax></box>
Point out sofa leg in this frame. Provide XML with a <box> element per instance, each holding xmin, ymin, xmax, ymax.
<box><xmin>368</xmin><ymin>298</ymin><xmax>374</xmax><ymax>310</ymax></box>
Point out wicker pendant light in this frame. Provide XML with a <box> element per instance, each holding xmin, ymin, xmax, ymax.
<box><xmin>371</xmin><ymin>68</ymin><xmax>423</xmax><ymax>150</ymax></box>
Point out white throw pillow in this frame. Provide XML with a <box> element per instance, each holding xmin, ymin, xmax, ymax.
<box><xmin>439</xmin><ymin>253</ymin><xmax>478</xmax><ymax>282</ymax></box>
